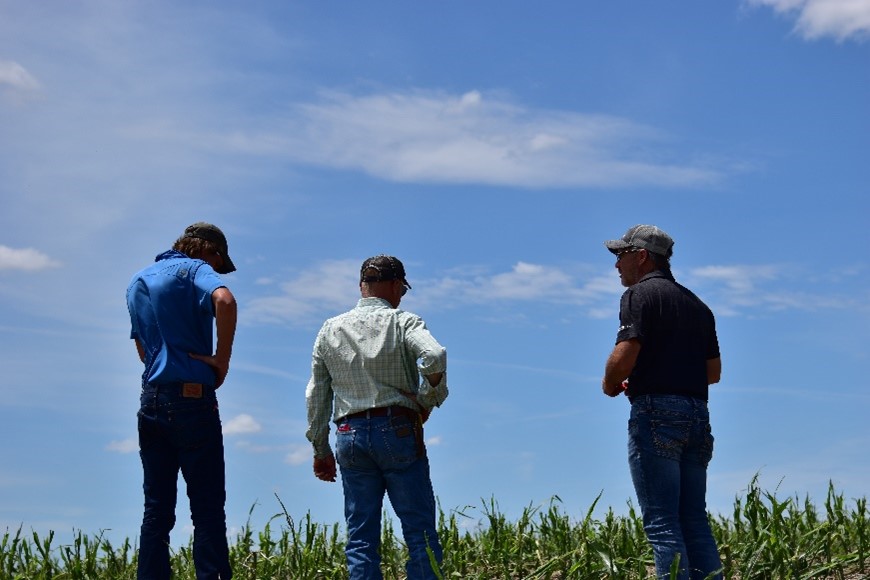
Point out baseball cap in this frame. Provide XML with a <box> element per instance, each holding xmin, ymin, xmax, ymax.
<box><xmin>605</xmin><ymin>224</ymin><xmax>674</xmax><ymax>258</ymax></box>
<box><xmin>360</xmin><ymin>255</ymin><xmax>411</xmax><ymax>288</ymax></box>
<box><xmin>183</xmin><ymin>222</ymin><xmax>237</xmax><ymax>274</ymax></box>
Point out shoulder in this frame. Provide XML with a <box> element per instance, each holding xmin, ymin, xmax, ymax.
<box><xmin>395</xmin><ymin>308</ymin><xmax>426</xmax><ymax>326</ymax></box>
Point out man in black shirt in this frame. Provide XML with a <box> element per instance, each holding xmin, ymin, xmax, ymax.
<box><xmin>601</xmin><ymin>224</ymin><xmax>723</xmax><ymax>580</ymax></box>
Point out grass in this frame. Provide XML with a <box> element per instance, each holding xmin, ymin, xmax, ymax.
<box><xmin>1</xmin><ymin>477</ymin><xmax>866</xmax><ymax>579</ymax></box>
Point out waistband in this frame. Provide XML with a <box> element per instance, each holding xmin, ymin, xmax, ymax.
<box><xmin>629</xmin><ymin>393</ymin><xmax>708</xmax><ymax>408</ymax></box>
<box><xmin>341</xmin><ymin>405</ymin><xmax>418</xmax><ymax>421</ymax></box>
<box><xmin>142</xmin><ymin>381</ymin><xmax>215</xmax><ymax>399</ymax></box>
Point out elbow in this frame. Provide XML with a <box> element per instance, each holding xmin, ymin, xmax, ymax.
<box><xmin>706</xmin><ymin>358</ymin><xmax>722</xmax><ymax>385</ymax></box>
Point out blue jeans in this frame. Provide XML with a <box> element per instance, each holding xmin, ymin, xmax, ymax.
<box><xmin>335</xmin><ymin>412</ymin><xmax>442</xmax><ymax>580</ymax></box>
<box><xmin>628</xmin><ymin>395</ymin><xmax>722</xmax><ymax>580</ymax></box>
<box><xmin>137</xmin><ymin>383</ymin><xmax>231</xmax><ymax>580</ymax></box>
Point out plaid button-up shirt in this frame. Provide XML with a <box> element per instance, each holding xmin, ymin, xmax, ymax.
<box><xmin>305</xmin><ymin>297</ymin><xmax>448</xmax><ymax>458</ymax></box>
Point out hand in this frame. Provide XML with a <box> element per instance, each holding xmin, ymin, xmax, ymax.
<box><xmin>313</xmin><ymin>455</ymin><xmax>337</xmax><ymax>482</ymax></box>
<box><xmin>189</xmin><ymin>352</ymin><xmax>229</xmax><ymax>388</ymax></box>
<box><xmin>602</xmin><ymin>379</ymin><xmax>628</xmax><ymax>398</ymax></box>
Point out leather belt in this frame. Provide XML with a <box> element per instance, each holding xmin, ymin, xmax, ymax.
<box><xmin>343</xmin><ymin>405</ymin><xmax>417</xmax><ymax>421</ymax></box>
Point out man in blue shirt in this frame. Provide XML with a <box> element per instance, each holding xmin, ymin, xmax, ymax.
<box><xmin>127</xmin><ymin>222</ymin><xmax>238</xmax><ymax>580</ymax></box>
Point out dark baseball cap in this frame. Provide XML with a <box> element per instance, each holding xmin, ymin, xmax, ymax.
<box><xmin>605</xmin><ymin>224</ymin><xmax>674</xmax><ymax>258</ymax></box>
<box><xmin>183</xmin><ymin>222</ymin><xmax>236</xmax><ymax>274</ymax></box>
<box><xmin>359</xmin><ymin>255</ymin><xmax>411</xmax><ymax>288</ymax></box>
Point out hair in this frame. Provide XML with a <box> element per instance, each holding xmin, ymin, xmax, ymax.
<box><xmin>647</xmin><ymin>250</ymin><xmax>672</xmax><ymax>275</ymax></box>
<box><xmin>172</xmin><ymin>236</ymin><xmax>218</xmax><ymax>260</ymax></box>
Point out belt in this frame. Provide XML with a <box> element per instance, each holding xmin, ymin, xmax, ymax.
<box><xmin>343</xmin><ymin>405</ymin><xmax>418</xmax><ymax>421</ymax></box>
<box><xmin>144</xmin><ymin>382</ymin><xmax>212</xmax><ymax>399</ymax></box>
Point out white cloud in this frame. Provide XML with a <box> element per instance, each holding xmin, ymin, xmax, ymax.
<box><xmin>147</xmin><ymin>89</ymin><xmax>720</xmax><ymax>190</ymax></box>
<box><xmin>269</xmin><ymin>90</ymin><xmax>721</xmax><ymax>189</ymax></box>
<box><xmin>245</xmin><ymin>259</ymin><xmax>361</xmax><ymax>325</ymax></box>
<box><xmin>684</xmin><ymin>264</ymin><xmax>857</xmax><ymax>316</ymax></box>
<box><xmin>0</xmin><ymin>246</ymin><xmax>61</xmax><ymax>271</ymax></box>
<box><xmin>748</xmin><ymin>0</ymin><xmax>870</xmax><ymax>41</ymax></box>
<box><xmin>689</xmin><ymin>264</ymin><xmax>779</xmax><ymax>294</ymax></box>
<box><xmin>284</xmin><ymin>444</ymin><xmax>310</xmax><ymax>466</ymax></box>
<box><xmin>223</xmin><ymin>413</ymin><xmax>262</xmax><ymax>435</ymax></box>
<box><xmin>426</xmin><ymin>435</ymin><xmax>443</xmax><ymax>446</ymax></box>
<box><xmin>106</xmin><ymin>438</ymin><xmax>138</xmax><ymax>454</ymax></box>
<box><xmin>248</xmin><ymin>259</ymin><xmax>857</xmax><ymax>327</ymax></box>
<box><xmin>0</xmin><ymin>59</ymin><xmax>40</xmax><ymax>92</ymax></box>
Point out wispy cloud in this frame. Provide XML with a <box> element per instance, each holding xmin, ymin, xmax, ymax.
<box><xmin>259</xmin><ymin>90</ymin><xmax>721</xmax><ymax>189</ymax></box>
<box><xmin>103</xmin><ymin>81</ymin><xmax>730</xmax><ymax>191</ymax></box>
<box><xmin>284</xmin><ymin>444</ymin><xmax>310</xmax><ymax>466</ymax></box>
<box><xmin>683</xmin><ymin>264</ymin><xmax>857</xmax><ymax>316</ymax></box>
<box><xmin>247</xmin><ymin>259</ymin><xmax>862</xmax><ymax>327</ymax></box>
<box><xmin>224</xmin><ymin>414</ymin><xmax>262</xmax><ymax>435</ymax></box>
<box><xmin>123</xmin><ymin>89</ymin><xmax>724</xmax><ymax>190</ymax></box>
<box><xmin>747</xmin><ymin>0</ymin><xmax>870</xmax><ymax>41</ymax></box>
<box><xmin>106</xmin><ymin>438</ymin><xmax>138</xmax><ymax>454</ymax></box>
<box><xmin>246</xmin><ymin>259</ymin><xmax>362</xmax><ymax>326</ymax></box>
<box><xmin>0</xmin><ymin>246</ymin><xmax>60</xmax><ymax>271</ymax></box>
<box><xmin>0</xmin><ymin>59</ymin><xmax>40</xmax><ymax>94</ymax></box>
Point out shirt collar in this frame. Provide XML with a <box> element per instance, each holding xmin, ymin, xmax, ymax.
<box><xmin>154</xmin><ymin>249</ymin><xmax>188</xmax><ymax>262</ymax></box>
<box><xmin>638</xmin><ymin>269</ymin><xmax>675</xmax><ymax>283</ymax></box>
<box><xmin>356</xmin><ymin>297</ymin><xmax>394</xmax><ymax>309</ymax></box>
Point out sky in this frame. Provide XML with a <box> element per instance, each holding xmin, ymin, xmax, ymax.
<box><xmin>1</xmin><ymin>0</ymin><xmax>869</xmax><ymax>550</ymax></box>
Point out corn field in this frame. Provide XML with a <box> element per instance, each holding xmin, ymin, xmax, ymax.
<box><xmin>1</xmin><ymin>478</ymin><xmax>866</xmax><ymax>579</ymax></box>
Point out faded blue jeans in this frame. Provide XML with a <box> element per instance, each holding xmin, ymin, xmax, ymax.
<box><xmin>137</xmin><ymin>383</ymin><xmax>231</xmax><ymax>580</ymax></box>
<box><xmin>335</xmin><ymin>411</ymin><xmax>442</xmax><ymax>580</ymax></box>
<box><xmin>628</xmin><ymin>395</ymin><xmax>722</xmax><ymax>580</ymax></box>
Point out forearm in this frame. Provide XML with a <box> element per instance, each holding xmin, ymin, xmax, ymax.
<box><xmin>602</xmin><ymin>339</ymin><xmax>640</xmax><ymax>395</ymax></box>
<box><xmin>213</xmin><ymin>290</ymin><xmax>237</xmax><ymax>366</ymax></box>
<box><xmin>134</xmin><ymin>339</ymin><xmax>146</xmax><ymax>363</ymax></box>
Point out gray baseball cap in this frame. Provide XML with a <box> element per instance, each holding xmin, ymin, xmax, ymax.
<box><xmin>183</xmin><ymin>222</ymin><xmax>236</xmax><ymax>274</ymax></box>
<box><xmin>605</xmin><ymin>224</ymin><xmax>674</xmax><ymax>258</ymax></box>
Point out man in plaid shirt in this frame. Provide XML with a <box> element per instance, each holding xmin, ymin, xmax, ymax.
<box><xmin>305</xmin><ymin>254</ymin><xmax>448</xmax><ymax>580</ymax></box>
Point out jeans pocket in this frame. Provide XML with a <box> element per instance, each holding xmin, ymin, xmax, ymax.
<box><xmin>698</xmin><ymin>423</ymin><xmax>715</xmax><ymax>466</ymax></box>
<box><xmin>378</xmin><ymin>418</ymin><xmax>417</xmax><ymax>468</ymax></box>
<box><xmin>650</xmin><ymin>418</ymin><xmax>691</xmax><ymax>460</ymax></box>
<box><xmin>137</xmin><ymin>410</ymin><xmax>159</xmax><ymax>451</ymax></box>
<box><xmin>335</xmin><ymin>426</ymin><xmax>355</xmax><ymax>468</ymax></box>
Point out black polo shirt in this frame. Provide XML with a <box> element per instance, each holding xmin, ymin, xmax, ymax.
<box><xmin>615</xmin><ymin>270</ymin><xmax>719</xmax><ymax>401</ymax></box>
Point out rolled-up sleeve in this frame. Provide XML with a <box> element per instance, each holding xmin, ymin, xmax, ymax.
<box><xmin>404</xmin><ymin>316</ymin><xmax>448</xmax><ymax>409</ymax></box>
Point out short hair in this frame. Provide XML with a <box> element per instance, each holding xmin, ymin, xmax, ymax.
<box><xmin>647</xmin><ymin>250</ymin><xmax>671</xmax><ymax>271</ymax></box>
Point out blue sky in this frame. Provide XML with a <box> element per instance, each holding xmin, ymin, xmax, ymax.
<box><xmin>1</xmin><ymin>0</ymin><xmax>868</xmax><ymax>548</ymax></box>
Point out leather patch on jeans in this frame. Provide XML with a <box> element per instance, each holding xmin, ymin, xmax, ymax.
<box><xmin>182</xmin><ymin>383</ymin><xmax>203</xmax><ymax>398</ymax></box>
<box><xmin>395</xmin><ymin>426</ymin><xmax>412</xmax><ymax>438</ymax></box>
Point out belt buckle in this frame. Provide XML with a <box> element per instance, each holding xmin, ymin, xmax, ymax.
<box><xmin>182</xmin><ymin>383</ymin><xmax>203</xmax><ymax>398</ymax></box>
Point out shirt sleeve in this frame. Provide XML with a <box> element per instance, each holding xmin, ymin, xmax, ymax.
<box><xmin>305</xmin><ymin>326</ymin><xmax>335</xmax><ymax>458</ymax></box>
<box><xmin>615</xmin><ymin>288</ymin><xmax>643</xmax><ymax>344</ymax></box>
<box><xmin>706</xmin><ymin>308</ymin><xmax>721</xmax><ymax>360</ymax></box>
<box><xmin>403</xmin><ymin>315</ymin><xmax>448</xmax><ymax>409</ymax></box>
<box><xmin>193</xmin><ymin>262</ymin><xmax>225</xmax><ymax>314</ymax></box>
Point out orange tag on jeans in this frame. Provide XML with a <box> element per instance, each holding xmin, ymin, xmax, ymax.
<box><xmin>182</xmin><ymin>383</ymin><xmax>203</xmax><ymax>398</ymax></box>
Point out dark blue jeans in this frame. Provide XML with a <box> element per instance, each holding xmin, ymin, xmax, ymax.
<box><xmin>335</xmin><ymin>412</ymin><xmax>442</xmax><ymax>580</ymax></box>
<box><xmin>628</xmin><ymin>395</ymin><xmax>722</xmax><ymax>580</ymax></box>
<box><xmin>137</xmin><ymin>383</ymin><xmax>231</xmax><ymax>580</ymax></box>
